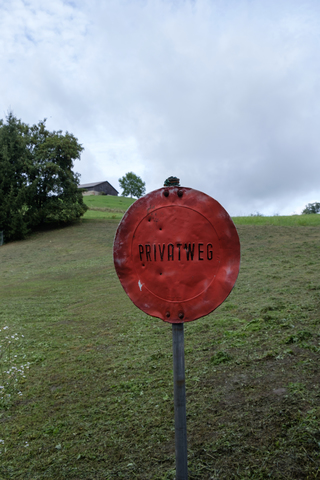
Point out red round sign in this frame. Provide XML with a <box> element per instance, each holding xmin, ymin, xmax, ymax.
<box><xmin>113</xmin><ymin>187</ymin><xmax>240</xmax><ymax>323</ymax></box>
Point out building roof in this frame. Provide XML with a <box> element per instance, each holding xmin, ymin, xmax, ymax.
<box><xmin>78</xmin><ymin>181</ymin><xmax>118</xmax><ymax>193</ymax></box>
<box><xmin>78</xmin><ymin>181</ymin><xmax>107</xmax><ymax>188</ymax></box>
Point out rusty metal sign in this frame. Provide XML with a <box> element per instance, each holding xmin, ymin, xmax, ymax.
<box><xmin>113</xmin><ymin>186</ymin><xmax>240</xmax><ymax>323</ymax></box>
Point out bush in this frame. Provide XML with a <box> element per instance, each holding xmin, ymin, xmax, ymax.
<box><xmin>0</xmin><ymin>113</ymin><xmax>87</xmax><ymax>241</ymax></box>
<box><xmin>302</xmin><ymin>202</ymin><xmax>320</xmax><ymax>214</ymax></box>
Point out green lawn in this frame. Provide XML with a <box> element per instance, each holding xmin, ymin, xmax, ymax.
<box><xmin>0</xmin><ymin>198</ymin><xmax>320</xmax><ymax>479</ymax></box>
<box><xmin>233</xmin><ymin>214</ymin><xmax>320</xmax><ymax>226</ymax></box>
<box><xmin>82</xmin><ymin>193</ymin><xmax>320</xmax><ymax>226</ymax></box>
<box><xmin>82</xmin><ymin>195</ymin><xmax>135</xmax><ymax>219</ymax></box>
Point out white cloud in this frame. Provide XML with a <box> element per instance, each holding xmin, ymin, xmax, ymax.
<box><xmin>1</xmin><ymin>0</ymin><xmax>320</xmax><ymax>214</ymax></box>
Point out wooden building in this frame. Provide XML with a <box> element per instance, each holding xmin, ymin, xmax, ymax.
<box><xmin>78</xmin><ymin>181</ymin><xmax>118</xmax><ymax>196</ymax></box>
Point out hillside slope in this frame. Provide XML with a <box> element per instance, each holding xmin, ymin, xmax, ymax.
<box><xmin>0</xmin><ymin>216</ymin><xmax>319</xmax><ymax>479</ymax></box>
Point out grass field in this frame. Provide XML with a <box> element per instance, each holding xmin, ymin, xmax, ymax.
<box><xmin>82</xmin><ymin>194</ymin><xmax>320</xmax><ymax>226</ymax></box>
<box><xmin>233</xmin><ymin>215</ymin><xmax>320</xmax><ymax>226</ymax></box>
<box><xmin>82</xmin><ymin>195</ymin><xmax>135</xmax><ymax>220</ymax></box>
<box><xmin>1</xmin><ymin>195</ymin><xmax>320</xmax><ymax>479</ymax></box>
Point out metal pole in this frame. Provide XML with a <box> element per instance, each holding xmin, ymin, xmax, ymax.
<box><xmin>172</xmin><ymin>323</ymin><xmax>188</xmax><ymax>480</ymax></box>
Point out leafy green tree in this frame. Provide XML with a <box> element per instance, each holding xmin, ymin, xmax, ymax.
<box><xmin>302</xmin><ymin>202</ymin><xmax>320</xmax><ymax>214</ymax></box>
<box><xmin>118</xmin><ymin>172</ymin><xmax>146</xmax><ymax>198</ymax></box>
<box><xmin>26</xmin><ymin>120</ymin><xmax>86</xmax><ymax>226</ymax></box>
<box><xmin>0</xmin><ymin>114</ymin><xmax>31</xmax><ymax>240</ymax></box>
<box><xmin>0</xmin><ymin>113</ymin><xmax>87</xmax><ymax>242</ymax></box>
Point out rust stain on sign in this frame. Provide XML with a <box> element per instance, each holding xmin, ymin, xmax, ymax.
<box><xmin>113</xmin><ymin>186</ymin><xmax>240</xmax><ymax>323</ymax></box>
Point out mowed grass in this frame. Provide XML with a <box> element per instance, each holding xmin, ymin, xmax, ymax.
<box><xmin>82</xmin><ymin>193</ymin><xmax>320</xmax><ymax>226</ymax></box>
<box><xmin>0</xmin><ymin>197</ymin><xmax>320</xmax><ymax>479</ymax></box>
<box><xmin>82</xmin><ymin>195</ymin><xmax>135</xmax><ymax>220</ymax></box>
<box><xmin>233</xmin><ymin>214</ymin><xmax>320</xmax><ymax>226</ymax></box>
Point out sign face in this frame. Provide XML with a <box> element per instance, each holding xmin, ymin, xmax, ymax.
<box><xmin>113</xmin><ymin>187</ymin><xmax>240</xmax><ymax>323</ymax></box>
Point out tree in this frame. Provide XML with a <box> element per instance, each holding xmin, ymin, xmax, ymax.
<box><xmin>118</xmin><ymin>172</ymin><xmax>146</xmax><ymax>198</ymax></box>
<box><xmin>0</xmin><ymin>114</ymin><xmax>31</xmax><ymax>240</ymax></box>
<box><xmin>0</xmin><ymin>113</ymin><xmax>87</xmax><ymax>241</ymax></box>
<box><xmin>302</xmin><ymin>202</ymin><xmax>320</xmax><ymax>214</ymax></box>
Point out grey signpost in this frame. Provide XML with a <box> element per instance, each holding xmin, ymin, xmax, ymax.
<box><xmin>172</xmin><ymin>322</ymin><xmax>188</xmax><ymax>479</ymax></box>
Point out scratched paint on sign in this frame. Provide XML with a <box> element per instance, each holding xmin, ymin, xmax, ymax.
<box><xmin>113</xmin><ymin>186</ymin><xmax>240</xmax><ymax>323</ymax></box>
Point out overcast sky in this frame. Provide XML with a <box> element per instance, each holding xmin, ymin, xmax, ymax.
<box><xmin>1</xmin><ymin>0</ymin><xmax>320</xmax><ymax>215</ymax></box>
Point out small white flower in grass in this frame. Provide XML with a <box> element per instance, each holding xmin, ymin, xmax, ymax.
<box><xmin>0</xmin><ymin>440</ymin><xmax>4</xmax><ymax>444</ymax></box>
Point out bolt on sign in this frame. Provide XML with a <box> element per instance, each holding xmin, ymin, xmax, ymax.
<box><xmin>113</xmin><ymin>186</ymin><xmax>240</xmax><ymax>322</ymax></box>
